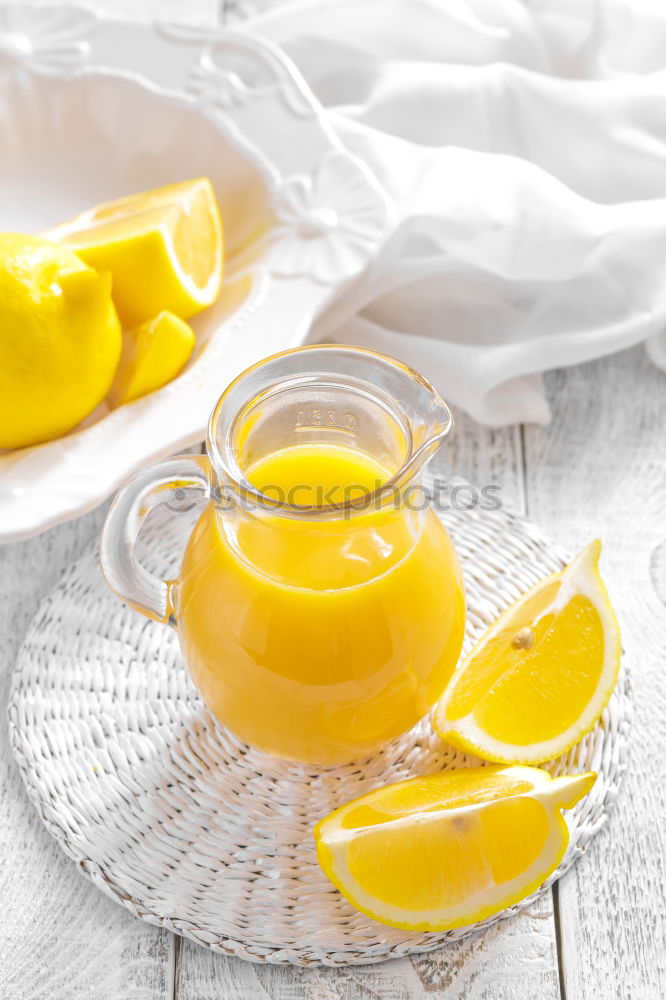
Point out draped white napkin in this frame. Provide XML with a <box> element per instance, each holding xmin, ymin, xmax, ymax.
<box><xmin>246</xmin><ymin>0</ymin><xmax>666</xmax><ymax>424</ymax></box>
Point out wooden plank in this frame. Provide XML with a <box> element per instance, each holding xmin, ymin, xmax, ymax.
<box><xmin>176</xmin><ymin>947</ymin><xmax>424</xmax><ymax>1000</ymax></box>
<box><xmin>0</xmin><ymin>510</ymin><xmax>176</xmax><ymax>1000</ymax></box>
<box><xmin>434</xmin><ymin>414</ymin><xmax>526</xmax><ymax>515</ymax></box>
<box><xmin>409</xmin><ymin>899</ymin><xmax>560</xmax><ymax>999</ymax></box>
<box><xmin>523</xmin><ymin>346</ymin><xmax>666</xmax><ymax>999</ymax></box>
<box><xmin>176</xmin><ymin>416</ymin><xmax>561</xmax><ymax>997</ymax></box>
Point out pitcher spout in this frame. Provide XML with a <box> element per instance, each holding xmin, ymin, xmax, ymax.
<box><xmin>390</xmin><ymin>380</ymin><xmax>453</xmax><ymax>492</ymax></box>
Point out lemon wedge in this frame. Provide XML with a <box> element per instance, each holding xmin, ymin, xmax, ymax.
<box><xmin>108</xmin><ymin>310</ymin><xmax>195</xmax><ymax>408</ymax></box>
<box><xmin>315</xmin><ymin>765</ymin><xmax>595</xmax><ymax>931</ymax></box>
<box><xmin>0</xmin><ymin>233</ymin><xmax>121</xmax><ymax>449</ymax></box>
<box><xmin>45</xmin><ymin>178</ymin><xmax>223</xmax><ymax>327</ymax></box>
<box><xmin>434</xmin><ymin>541</ymin><xmax>621</xmax><ymax>764</ymax></box>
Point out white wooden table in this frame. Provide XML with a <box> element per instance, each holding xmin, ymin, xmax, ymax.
<box><xmin>2</xmin><ymin>3</ymin><xmax>666</xmax><ymax>998</ymax></box>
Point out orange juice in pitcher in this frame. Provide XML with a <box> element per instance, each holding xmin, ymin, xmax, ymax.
<box><xmin>101</xmin><ymin>346</ymin><xmax>466</xmax><ymax>764</ymax></box>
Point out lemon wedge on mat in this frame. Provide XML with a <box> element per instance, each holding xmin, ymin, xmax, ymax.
<box><xmin>108</xmin><ymin>310</ymin><xmax>195</xmax><ymax>408</ymax></box>
<box><xmin>0</xmin><ymin>233</ymin><xmax>121</xmax><ymax>449</ymax></box>
<box><xmin>434</xmin><ymin>540</ymin><xmax>621</xmax><ymax>765</ymax></box>
<box><xmin>45</xmin><ymin>178</ymin><xmax>223</xmax><ymax>327</ymax></box>
<box><xmin>315</xmin><ymin>765</ymin><xmax>595</xmax><ymax>931</ymax></box>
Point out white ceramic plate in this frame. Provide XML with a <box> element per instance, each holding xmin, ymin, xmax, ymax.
<box><xmin>0</xmin><ymin>4</ymin><xmax>390</xmax><ymax>542</ymax></box>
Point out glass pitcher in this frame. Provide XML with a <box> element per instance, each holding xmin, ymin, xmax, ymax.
<box><xmin>101</xmin><ymin>345</ymin><xmax>466</xmax><ymax>765</ymax></box>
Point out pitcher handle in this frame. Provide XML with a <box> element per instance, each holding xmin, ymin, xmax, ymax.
<box><xmin>100</xmin><ymin>454</ymin><xmax>211</xmax><ymax>625</ymax></box>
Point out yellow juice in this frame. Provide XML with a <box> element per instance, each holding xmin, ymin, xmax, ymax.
<box><xmin>174</xmin><ymin>443</ymin><xmax>466</xmax><ymax>764</ymax></box>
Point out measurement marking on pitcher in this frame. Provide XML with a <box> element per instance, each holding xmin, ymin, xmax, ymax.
<box><xmin>295</xmin><ymin>409</ymin><xmax>357</xmax><ymax>432</ymax></box>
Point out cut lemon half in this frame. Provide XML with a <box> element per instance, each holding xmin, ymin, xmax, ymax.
<box><xmin>44</xmin><ymin>177</ymin><xmax>223</xmax><ymax>327</ymax></box>
<box><xmin>434</xmin><ymin>540</ymin><xmax>621</xmax><ymax>764</ymax></box>
<box><xmin>315</xmin><ymin>765</ymin><xmax>595</xmax><ymax>931</ymax></box>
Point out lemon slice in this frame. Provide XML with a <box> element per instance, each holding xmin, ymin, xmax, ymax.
<box><xmin>315</xmin><ymin>765</ymin><xmax>595</xmax><ymax>931</ymax></box>
<box><xmin>434</xmin><ymin>541</ymin><xmax>621</xmax><ymax>764</ymax></box>
<box><xmin>108</xmin><ymin>310</ymin><xmax>195</xmax><ymax>408</ymax></box>
<box><xmin>44</xmin><ymin>178</ymin><xmax>223</xmax><ymax>327</ymax></box>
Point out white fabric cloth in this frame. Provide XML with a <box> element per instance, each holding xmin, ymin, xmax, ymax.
<box><xmin>247</xmin><ymin>0</ymin><xmax>666</xmax><ymax>424</ymax></box>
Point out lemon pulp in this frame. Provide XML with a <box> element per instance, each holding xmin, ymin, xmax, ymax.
<box><xmin>45</xmin><ymin>177</ymin><xmax>223</xmax><ymax>327</ymax></box>
<box><xmin>434</xmin><ymin>541</ymin><xmax>621</xmax><ymax>763</ymax></box>
<box><xmin>315</xmin><ymin>765</ymin><xmax>595</xmax><ymax>930</ymax></box>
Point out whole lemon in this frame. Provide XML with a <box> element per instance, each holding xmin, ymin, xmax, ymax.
<box><xmin>0</xmin><ymin>234</ymin><xmax>121</xmax><ymax>449</ymax></box>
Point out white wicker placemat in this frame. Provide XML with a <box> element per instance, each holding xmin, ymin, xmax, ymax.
<box><xmin>8</xmin><ymin>502</ymin><xmax>630</xmax><ymax>966</ymax></box>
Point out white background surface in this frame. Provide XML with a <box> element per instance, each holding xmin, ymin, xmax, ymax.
<box><xmin>1</xmin><ymin>2</ymin><xmax>665</xmax><ymax>998</ymax></box>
